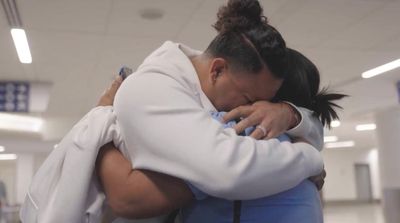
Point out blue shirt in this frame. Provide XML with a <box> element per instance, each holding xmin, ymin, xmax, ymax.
<box><xmin>182</xmin><ymin>112</ymin><xmax>323</xmax><ymax>223</ymax></box>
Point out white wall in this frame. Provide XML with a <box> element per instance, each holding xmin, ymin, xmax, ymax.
<box><xmin>322</xmin><ymin>147</ymin><xmax>381</xmax><ymax>201</ymax></box>
<box><xmin>0</xmin><ymin>161</ymin><xmax>16</xmax><ymax>205</ymax></box>
<box><xmin>0</xmin><ymin>152</ymin><xmax>50</xmax><ymax>205</ymax></box>
<box><xmin>15</xmin><ymin>154</ymin><xmax>34</xmax><ymax>203</ymax></box>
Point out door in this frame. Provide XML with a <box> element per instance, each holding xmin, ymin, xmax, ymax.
<box><xmin>354</xmin><ymin>163</ymin><xmax>373</xmax><ymax>202</ymax></box>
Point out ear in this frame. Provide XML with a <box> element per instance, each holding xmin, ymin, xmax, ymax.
<box><xmin>209</xmin><ymin>58</ymin><xmax>227</xmax><ymax>84</ymax></box>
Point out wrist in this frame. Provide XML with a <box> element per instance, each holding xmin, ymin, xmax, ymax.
<box><xmin>282</xmin><ymin>102</ymin><xmax>300</xmax><ymax>129</ymax></box>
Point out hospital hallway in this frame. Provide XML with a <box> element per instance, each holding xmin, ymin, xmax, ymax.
<box><xmin>1</xmin><ymin>0</ymin><xmax>400</xmax><ymax>222</ymax></box>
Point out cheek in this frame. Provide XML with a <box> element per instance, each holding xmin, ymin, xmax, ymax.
<box><xmin>223</xmin><ymin>93</ymin><xmax>247</xmax><ymax>111</ymax></box>
<box><xmin>214</xmin><ymin>80</ymin><xmax>246</xmax><ymax>110</ymax></box>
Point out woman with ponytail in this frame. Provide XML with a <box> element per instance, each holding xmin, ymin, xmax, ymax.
<box><xmin>273</xmin><ymin>48</ymin><xmax>347</xmax><ymax>128</ymax></box>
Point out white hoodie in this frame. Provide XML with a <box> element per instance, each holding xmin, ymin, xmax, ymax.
<box><xmin>20</xmin><ymin>106</ymin><xmax>123</xmax><ymax>223</ymax></box>
<box><xmin>114</xmin><ymin>41</ymin><xmax>323</xmax><ymax>199</ymax></box>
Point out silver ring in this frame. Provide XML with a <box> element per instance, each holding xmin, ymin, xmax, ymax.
<box><xmin>256</xmin><ymin>125</ymin><xmax>267</xmax><ymax>137</ymax></box>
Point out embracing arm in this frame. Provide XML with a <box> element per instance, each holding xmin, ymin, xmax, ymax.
<box><xmin>114</xmin><ymin>73</ymin><xmax>323</xmax><ymax>200</ymax></box>
<box><xmin>96</xmin><ymin>143</ymin><xmax>193</xmax><ymax>219</ymax></box>
<box><xmin>222</xmin><ymin>101</ymin><xmax>324</xmax><ymax>150</ymax></box>
<box><xmin>96</xmin><ymin>78</ymin><xmax>193</xmax><ymax>219</ymax></box>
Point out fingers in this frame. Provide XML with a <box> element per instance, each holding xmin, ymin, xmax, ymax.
<box><xmin>264</xmin><ymin>134</ymin><xmax>273</xmax><ymax>140</ymax></box>
<box><xmin>233</xmin><ymin>114</ymin><xmax>260</xmax><ymax>134</ymax></box>
<box><xmin>264</xmin><ymin>130</ymin><xmax>278</xmax><ymax>140</ymax></box>
<box><xmin>318</xmin><ymin>176</ymin><xmax>325</xmax><ymax>190</ymax></box>
<box><xmin>249</xmin><ymin>127</ymin><xmax>266</xmax><ymax>140</ymax></box>
<box><xmin>222</xmin><ymin>105</ymin><xmax>252</xmax><ymax>123</ymax></box>
<box><xmin>322</xmin><ymin>169</ymin><xmax>327</xmax><ymax>179</ymax></box>
<box><xmin>109</xmin><ymin>76</ymin><xmax>123</xmax><ymax>96</ymax></box>
<box><xmin>105</xmin><ymin>76</ymin><xmax>122</xmax><ymax>100</ymax></box>
<box><xmin>309</xmin><ymin>169</ymin><xmax>326</xmax><ymax>191</ymax></box>
<box><xmin>97</xmin><ymin>76</ymin><xmax>123</xmax><ymax>106</ymax></box>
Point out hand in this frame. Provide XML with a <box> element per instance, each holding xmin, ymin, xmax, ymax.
<box><xmin>308</xmin><ymin>169</ymin><xmax>326</xmax><ymax>191</ymax></box>
<box><xmin>97</xmin><ymin>76</ymin><xmax>123</xmax><ymax>106</ymax></box>
<box><xmin>222</xmin><ymin>101</ymin><xmax>297</xmax><ymax>140</ymax></box>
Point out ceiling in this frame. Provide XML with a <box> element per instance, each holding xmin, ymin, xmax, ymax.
<box><xmin>0</xmin><ymin>0</ymin><xmax>399</xmax><ymax>152</ymax></box>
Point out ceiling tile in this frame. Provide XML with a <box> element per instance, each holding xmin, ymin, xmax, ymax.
<box><xmin>18</xmin><ymin>0</ymin><xmax>112</xmax><ymax>33</ymax></box>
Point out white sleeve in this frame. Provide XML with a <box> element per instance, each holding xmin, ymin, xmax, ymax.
<box><xmin>285</xmin><ymin>102</ymin><xmax>324</xmax><ymax>151</ymax></box>
<box><xmin>114</xmin><ymin>73</ymin><xmax>323</xmax><ymax>200</ymax></box>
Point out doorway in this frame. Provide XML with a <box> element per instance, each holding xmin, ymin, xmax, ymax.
<box><xmin>354</xmin><ymin>163</ymin><xmax>373</xmax><ymax>202</ymax></box>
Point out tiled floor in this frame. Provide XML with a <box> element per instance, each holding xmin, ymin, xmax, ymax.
<box><xmin>324</xmin><ymin>203</ymin><xmax>385</xmax><ymax>223</ymax></box>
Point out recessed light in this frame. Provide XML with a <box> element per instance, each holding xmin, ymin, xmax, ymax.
<box><xmin>356</xmin><ymin>123</ymin><xmax>376</xmax><ymax>131</ymax></box>
<box><xmin>0</xmin><ymin>154</ymin><xmax>17</xmax><ymax>160</ymax></box>
<box><xmin>325</xmin><ymin>141</ymin><xmax>355</xmax><ymax>149</ymax></box>
<box><xmin>330</xmin><ymin>120</ymin><xmax>341</xmax><ymax>128</ymax></box>
<box><xmin>362</xmin><ymin>59</ymin><xmax>400</xmax><ymax>79</ymax></box>
<box><xmin>139</xmin><ymin>8</ymin><xmax>164</xmax><ymax>20</ymax></box>
<box><xmin>10</xmin><ymin>28</ymin><xmax>32</xmax><ymax>64</ymax></box>
<box><xmin>324</xmin><ymin>136</ymin><xmax>338</xmax><ymax>143</ymax></box>
<box><xmin>0</xmin><ymin>113</ymin><xmax>43</xmax><ymax>132</ymax></box>
<box><xmin>0</xmin><ymin>146</ymin><xmax>4</xmax><ymax>152</ymax></box>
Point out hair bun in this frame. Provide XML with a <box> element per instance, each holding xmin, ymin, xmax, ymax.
<box><xmin>214</xmin><ymin>0</ymin><xmax>267</xmax><ymax>33</ymax></box>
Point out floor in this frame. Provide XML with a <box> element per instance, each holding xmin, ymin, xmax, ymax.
<box><xmin>0</xmin><ymin>202</ymin><xmax>387</xmax><ymax>223</ymax></box>
<box><xmin>324</xmin><ymin>202</ymin><xmax>385</xmax><ymax>223</ymax></box>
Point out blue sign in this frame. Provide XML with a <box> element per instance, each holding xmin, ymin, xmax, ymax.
<box><xmin>0</xmin><ymin>81</ymin><xmax>30</xmax><ymax>112</ymax></box>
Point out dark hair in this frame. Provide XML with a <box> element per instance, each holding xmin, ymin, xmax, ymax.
<box><xmin>272</xmin><ymin>48</ymin><xmax>348</xmax><ymax>127</ymax></box>
<box><xmin>205</xmin><ymin>0</ymin><xmax>287</xmax><ymax>78</ymax></box>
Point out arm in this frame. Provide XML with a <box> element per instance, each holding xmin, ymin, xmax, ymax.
<box><xmin>114</xmin><ymin>72</ymin><xmax>323</xmax><ymax>200</ymax></box>
<box><xmin>96</xmin><ymin>143</ymin><xmax>193</xmax><ymax>219</ymax></box>
<box><xmin>223</xmin><ymin>101</ymin><xmax>324</xmax><ymax>150</ymax></box>
<box><xmin>285</xmin><ymin>102</ymin><xmax>324</xmax><ymax>151</ymax></box>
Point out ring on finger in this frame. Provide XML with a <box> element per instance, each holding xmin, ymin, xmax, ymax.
<box><xmin>256</xmin><ymin>125</ymin><xmax>267</xmax><ymax>137</ymax></box>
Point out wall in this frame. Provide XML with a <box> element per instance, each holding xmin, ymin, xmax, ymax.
<box><xmin>0</xmin><ymin>160</ymin><xmax>16</xmax><ymax>205</ymax></box>
<box><xmin>0</xmin><ymin>152</ymin><xmax>49</xmax><ymax>205</ymax></box>
<box><xmin>322</xmin><ymin>147</ymin><xmax>381</xmax><ymax>201</ymax></box>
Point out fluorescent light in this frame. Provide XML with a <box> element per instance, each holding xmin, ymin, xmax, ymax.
<box><xmin>330</xmin><ymin>120</ymin><xmax>341</xmax><ymax>128</ymax></box>
<box><xmin>0</xmin><ymin>146</ymin><xmax>4</xmax><ymax>152</ymax></box>
<box><xmin>325</xmin><ymin>141</ymin><xmax>355</xmax><ymax>149</ymax></box>
<box><xmin>0</xmin><ymin>154</ymin><xmax>17</xmax><ymax>160</ymax></box>
<box><xmin>0</xmin><ymin>113</ymin><xmax>43</xmax><ymax>132</ymax></box>
<box><xmin>356</xmin><ymin>123</ymin><xmax>376</xmax><ymax>131</ymax></box>
<box><xmin>362</xmin><ymin>59</ymin><xmax>400</xmax><ymax>78</ymax></box>
<box><xmin>10</xmin><ymin>28</ymin><xmax>32</xmax><ymax>64</ymax></box>
<box><xmin>324</xmin><ymin>136</ymin><xmax>338</xmax><ymax>143</ymax></box>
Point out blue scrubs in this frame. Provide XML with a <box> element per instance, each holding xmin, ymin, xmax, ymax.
<box><xmin>181</xmin><ymin>112</ymin><xmax>323</xmax><ymax>223</ymax></box>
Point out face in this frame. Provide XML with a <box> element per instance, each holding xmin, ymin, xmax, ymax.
<box><xmin>208</xmin><ymin>59</ymin><xmax>283</xmax><ymax>111</ymax></box>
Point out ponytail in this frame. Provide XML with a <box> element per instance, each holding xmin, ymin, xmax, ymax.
<box><xmin>312</xmin><ymin>88</ymin><xmax>348</xmax><ymax>127</ymax></box>
<box><xmin>275</xmin><ymin>48</ymin><xmax>348</xmax><ymax>128</ymax></box>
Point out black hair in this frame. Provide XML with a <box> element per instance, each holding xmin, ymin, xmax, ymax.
<box><xmin>205</xmin><ymin>0</ymin><xmax>287</xmax><ymax>79</ymax></box>
<box><xmin>273</xmin><ymin>48</ymin><xmax>348</xmax><ymax>127</ymax></box>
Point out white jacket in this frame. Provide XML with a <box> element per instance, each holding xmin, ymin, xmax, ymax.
<box><xmin>20</xmin><ymin>106</ymin><xmax>123</xmax><ymax>223</ymax></box>
<box><xmin>114</xmin><ymin>41</ymin><xmax>324</xmax><ymax>200</ymax></box>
